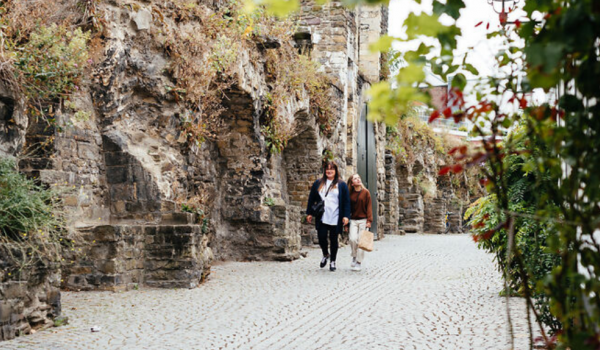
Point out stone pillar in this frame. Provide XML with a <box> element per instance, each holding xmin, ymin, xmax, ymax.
<box><xmin>383</xmin><ymin>149</ymin><xmax>400</xmax><ymax>234</ymax></box>
<box><xmin>358</xmin><ymin>5</ymin><xmax>388</xmax><ymax>83</ymax></box>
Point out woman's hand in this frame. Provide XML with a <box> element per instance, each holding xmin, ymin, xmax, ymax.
<box><xmin>343</xmin><ymin>217</ymin><xmax>349</xmax><ymax>225</ymax></box>
<box><xmin>306</xmin><ymin>215</ymin><xmax>312</xmax><ymax>224</ymax></box>
<box><xmin>366</xmin><ymin>222</ymin><xmax>371</xmax><ymax>228</ymax></box>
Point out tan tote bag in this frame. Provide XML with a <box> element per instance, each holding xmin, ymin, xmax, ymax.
<box><xmin>358</xmin><ymin>229</ymin><xmax>374</xmax><ymax>252</ymax></box>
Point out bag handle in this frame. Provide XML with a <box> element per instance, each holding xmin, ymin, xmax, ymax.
<box><xmin>322</xmin><ymin>180</ymin><xmax>335</xmax><ymax>198</ymax></box>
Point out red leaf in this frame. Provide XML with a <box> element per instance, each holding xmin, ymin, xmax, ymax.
<box><xmin>480</xmin><ymin>230</ymin><xmax>495</xmax><ymax>241</ymax></box>
<box><xmin>443</xmin><ymin>107</ymin><xmax>452</xmax><ymax>118</ymax></box>
<box><xmin>449</xmin><ymin>88</ymin><xmax>465</xmax><ymax>109</ymax></box>
<box><xmin>428</xmin><ymin>110</ymin><xmax>441</xmax><ymax>123</ymax></box>
<box><xmin>453</xmin><ymin>112</ymin><xmax>465</xmax><ymax>123</ymax></box>
<box><xmin>475</xmin><ymin>21</ymin><xmax>483</xmax><ymax>27</ymax></box>
<box><xmin>451</xmin><ymin>164</ymin><xmax>464</xmax><ymax>174</ymax></box>
<box><xmin>479</xmin><ymin>178</ymin><xmax>489</xmax><ymax>186</ymax></box>
<box><xmin>438</xmin><ymin>166</ymin><xmax>451</xmax><ymax>176</ymax></box>
<box><xmin>459</xmin><ymin>145</ymin><xmax>468</xmax><ymax>155</ymax></box>
<box><xmin>519</xmin><ymin>98</ymin><xmax>528</xmax><ymax>109</ymax></box>
<box><xmin>448</xmin><ymin>147</ymin><xmax>460</xmax><ymax>155</ymax></box>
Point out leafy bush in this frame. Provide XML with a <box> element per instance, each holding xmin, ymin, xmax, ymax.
<box><xmin>0</xmin><ymin>158</ymin><xmax>70</xmax><ymax>268</ymax></box>
<box><xmin>13</xmin><ymin>24</ymin><xmax>90</xmax><ymax>103</ymax></box>
<box><xmin>155</xmin><ymin>1</ymin><xmax>335</xmax><ymax>150</ymax></box>
<box><xmin>465</xmin><ymin>124</ymin><xmax>562</xmax><ymax>334</ymax></box>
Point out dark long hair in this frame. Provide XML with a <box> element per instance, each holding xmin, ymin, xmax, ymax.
<box><xmin>318</xmin><ymin>161</ymin><xmax>339</xmax><ymax>191</ymax></box>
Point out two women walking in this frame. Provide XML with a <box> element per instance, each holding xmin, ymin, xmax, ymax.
<box><xmin>306</xmin><ymin>161</ymin><xmax>372</xmax><ymax>272</ymax></box>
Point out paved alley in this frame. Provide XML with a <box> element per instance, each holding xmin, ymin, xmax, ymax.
<box><xmin>2</xmin><ymin>235</ymin><xmax>539</xmax><ymax>350</ymax></box>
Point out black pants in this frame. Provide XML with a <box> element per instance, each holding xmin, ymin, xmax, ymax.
<box><xmin>317</xmin><ymin>223</ymin><xmax>339</xmax><ymax>262</ymax></box>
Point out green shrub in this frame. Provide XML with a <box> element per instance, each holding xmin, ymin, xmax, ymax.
<box><xmin>465</xmin><ymin>124</ymin><xmax>562</xmax><ymax>335</ymax></box>
<box><xmin>14</xmin><ymin>24</ymin><xmax>90</xmax><ymax>103</ymax></box>
<box><xmin>0</xmin><ymin>158</ymin><xmax>70</xmax><ymax>268</ymax></box>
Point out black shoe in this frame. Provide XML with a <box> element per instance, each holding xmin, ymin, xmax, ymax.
<box><xmin>320</xmin><ymin>255</ymin><xmax>329</xmax><ymax>268</ymax></box>
<box><xmin>330</xmin><ymin>261</ymin><xmax>336</xmax><ymax>271</ymax></box>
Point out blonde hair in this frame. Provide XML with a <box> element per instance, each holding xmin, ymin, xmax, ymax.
<box><xmin>347</xmin><ymin>174</ymin><xmax>364</xmax><ymax>194</ymax></box>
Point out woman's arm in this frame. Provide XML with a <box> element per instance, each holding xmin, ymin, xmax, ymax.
<box><xmin>306</xmin><ymin>180</ymin><xmax>319</xmax><ymax>216</ymax></box>
<box><xmin>341</xmin><ymin>182</ymin><xmax>351</xmax><ymax>225</ymax></box>
<box><xmin>365</xmin><ymin>190</ymin><xmax>373</xmax><ymax>228</ymax></box>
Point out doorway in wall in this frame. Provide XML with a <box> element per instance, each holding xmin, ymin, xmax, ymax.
<box><xmin>356</xmin><ymin>103</ymin><xmax>378</xmax><ymax>235</ymax></box>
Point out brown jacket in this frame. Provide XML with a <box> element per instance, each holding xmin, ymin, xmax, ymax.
<box><xmin>349</xmin><ymin>189</ymin><xmax>373</xmax><ymax>224</ymax></box>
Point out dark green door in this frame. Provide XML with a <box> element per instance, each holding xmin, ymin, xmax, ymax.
<box><xmin>357</xmin><ymin>103</ymin><xmax>378</xmax><ymax>235</ymax></box>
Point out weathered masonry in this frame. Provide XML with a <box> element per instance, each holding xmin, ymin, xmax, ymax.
<box><xmin>0</xmin><ymin>1</ymin><xmax>389</xmax><ymax>340</ymax></box>
<box><xmin>0</xmin><ymin>0</ymin><xmax>470</xmax><ymax>341</ymax></box>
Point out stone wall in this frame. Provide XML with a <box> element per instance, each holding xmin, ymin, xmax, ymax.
<box><xmin>391</xmin><ymin>147</ymin><xmax>471</xmax><ymax>235</ymax></box>
<box><xmin>0</xmin><ymin>0</ymin><xmax>388</xmax><ymax>294</ymax></box>
<box><xmin>383</xmin><ymin>150</ymin><xmax>400</xmax><ymax>235</ymax></box>
<box><xmin>63</xmin><ymin>215</ymin><xmax>212</xmax><ymax>291</ymax></box>
<box><xmin>0</xmin><ymin>245</ymin><xmax>61</xmax><ymax>341</ymax></box>
<box><xmin>0</xmin><ymin>1</ymin><xmax>390</xmax><ymax>342</ymax></box>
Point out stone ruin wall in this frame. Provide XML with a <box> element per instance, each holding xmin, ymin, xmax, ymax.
<box><xmin>389</xmin><ymin>147</ymin><xmax>469</xmax><ymax>235</ymax></box>
<box><xmin>0</xmin><ymin>245</ymin><xmax>61</xmax><ymax>341</ymax></box>
<box><xmin>0</xmin><ymin>1</ymin><xmax>388</xmax><ymax>340</ymax></box>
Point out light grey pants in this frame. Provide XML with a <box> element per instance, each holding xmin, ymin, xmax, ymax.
<box><xmin>349</xmin><ymin>219</ymin><xmax>367</xmax><ymax>263</ymax></box>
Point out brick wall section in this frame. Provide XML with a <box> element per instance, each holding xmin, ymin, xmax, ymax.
<box><xmin>63</xmin><ymin>216</ymin><xmax>212</xmax><ymax>291</ymax></box>
<box><xmin>0</xmin><ymin>245</ymin><xmax>61</xmax><ymax>341</ymax></box>
<box><xmin>358</xmin><ymin>6</ymin><xmax>385</xmax><ymax>83</ymax></box>
<box><xmin>102</xmin><ymin>134</ymin><xmax>164</xmax><ymax>222</ymax></box>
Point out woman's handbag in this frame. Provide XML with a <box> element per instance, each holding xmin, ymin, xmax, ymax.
<box><xmin>311</xmin><ymin>182</ymin><xmax>334</xmax><ymax>218</ymax></box>
<box><xmin>358</xmin><ymin>229</ymin><xmax>374</xmax><ymax>252</ymax></box>
<box><xmin>311</xmin><ymin>200</ymin><xmax>325</xmax><ymax>218</ymax></box>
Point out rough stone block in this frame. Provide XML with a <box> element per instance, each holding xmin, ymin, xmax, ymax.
<box><xmin>104</xmin><ymin>152</ymin><xmax>129</xmax><ymax>166</ymax></box>
<box><xmin>106</xmin><ymin>166</ymin><xmax>128</xmax><ymax>184</ymax></box>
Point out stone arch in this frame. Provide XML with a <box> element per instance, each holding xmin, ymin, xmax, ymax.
<box><xmin>282</xmin><ymin>110</ymin><xmax>322</xmax><ymax>246</ymax></box>
<box><xmin>211</xmin><ymin>88</ymin><xmax>273</xmax><ymax>261</ymax></box>
<box><xmin>412</xmin><ymin>160</ymin><xmax>424</xmax><ymax>177</ymax></box>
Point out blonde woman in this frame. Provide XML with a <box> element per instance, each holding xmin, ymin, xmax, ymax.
<box><xmin>346</xmin><ymin>174</ymin><xmax>372</xmax><ymax>271</ymax></box>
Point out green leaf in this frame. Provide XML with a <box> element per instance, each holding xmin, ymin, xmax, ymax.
<box><xmin>464</xmin><ymin>63</ymin><xmax>479</xmax><ymax>76</ymax></box>
<box><xmin>405</xmin><ymin>13</ymin><xmax>447</xmax><ymax>39</ymax></box>
<box><xmin>451</xmin><ymin>73</ymin><xmax>467</xmax><ymax>90</ymax></box>
<box><xmin>558</xmin><ymin>94</ymin><xmax>584</xmax><ymax>112</ymax></box>
<box><xmin>369</xmin><ymin>35</ymin><xmax>395</xmax><ymax>53</ymax></box>
<box><xmin>252</xmin><ymin>0</ymin><xmax>300</xmax><ymax>17</ymax></box>
<box><xmin>432</xmin><ymin>0</ymin><xmax>465</xmax><ymax>20</ymax></box>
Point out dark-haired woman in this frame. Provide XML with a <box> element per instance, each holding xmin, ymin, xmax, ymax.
<box><xmin>306</xmin><ymin>161</ymin><xmax>350</xmax><ymax>271</ymax></box>
<box><xmin>346</xmin><ymin>173</ymin><xmax>373</xmax><ymax>271</ymax></box>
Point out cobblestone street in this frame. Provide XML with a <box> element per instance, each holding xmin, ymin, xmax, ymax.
<box><xmin>3</xmin><ymin>235</ymin><xmax>539</xmax><ymax>350</ymax></box>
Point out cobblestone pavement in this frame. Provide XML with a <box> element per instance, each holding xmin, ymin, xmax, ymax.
<box><xmin>3</xmin><ymin>235</ymin><xmax>541</xmax><ymax>350</ymax></box>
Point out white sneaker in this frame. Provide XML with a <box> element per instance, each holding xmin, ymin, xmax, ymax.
<box><xmin>350</xmin><ymin>257</ymin><xmax>357</xmax><ymax>268</ymax></box>
<box><xmin>352</xmin><ymin>262</ymin><xmax>362</xmax><ymax>271</ymax></box>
